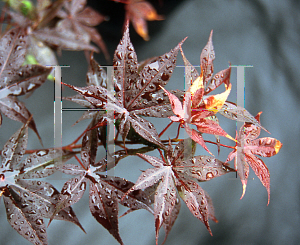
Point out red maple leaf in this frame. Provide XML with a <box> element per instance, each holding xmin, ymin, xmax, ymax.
<box><xmin>159</xmin><ymin>31</ymin><xmax>235</xmax><ymax>155</ymax></box>
<box><xmin>123</xmin><ymin>139</ymin><xmax>235</xmax><ymax>244</ymax></box>
<box><xmin>226</xmin><ymin>112</ymin><xmax>282</xmax><ymax>205</ymax></box>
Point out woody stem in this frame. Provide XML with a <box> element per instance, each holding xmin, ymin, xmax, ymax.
<box><xmin>158</xmin><ymin>121</ymin><xmax>173</xmax><ymax>137</ymax></box>
<box><xmin>204</xmin><ymin>140</ymin><xmax>235</xmax><ymax>149</ymax></box>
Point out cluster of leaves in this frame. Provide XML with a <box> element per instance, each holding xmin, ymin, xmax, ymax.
<box><xmin>0</xmin><ymin>1</ymin><xmax>282</xmax><ymax>245</ymax></box>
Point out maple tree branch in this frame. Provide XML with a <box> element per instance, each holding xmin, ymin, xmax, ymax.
<box><xmin>175</xmin><ymin>124</ymin><xmax>182</xmax><ymax>139</ymax></box>
<box><xmin>204</xmin><ymin>140</ymin><xmax>235</xmax><ymax>149</ymax></box>
<box><xmin>158</xmin><ymin>121</ymin><xmax>173</xmax><ymax>137</ymax></box>
<box><xmin>75</xmin><ymin>154</ymin><xmax>88</xmax><ymax>171</ymax></box>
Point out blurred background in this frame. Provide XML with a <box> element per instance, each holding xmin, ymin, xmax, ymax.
<box><xmin>0</xmin><ymin>0</ymin><xmax>299</xmax><ymax>244</ymax></box>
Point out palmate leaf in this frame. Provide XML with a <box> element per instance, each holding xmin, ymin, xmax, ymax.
<box><xmin>56</xmin><ymin>0</ymin><xmax>109</xmax><ymax>61</ymax></box>
<box><xmin>123</xmin><ymin>156</ymin><xmax>176</xmax><ymax>245</ymax></box>
<box><xmin>0</xmin><ymin>122</ymin><xmax>82</xmax><ymax>245</ymax></box>
<box><xmin>123</xmin><ymin>0</ymin><xmax>164</xmax><ymax>41</ymax></box>
<box><xmin>113</xmin><ymin>22</ymin><xmax>184</xmax><ymax>114</ymax></box>
<box><xmin>180</xmin><ymin>32</ymin><xmax>233</xmax><ymax>141</ymax></box>
<box><xmin>50</xmin><ymin>118</ymin><xmax>153</xmax><ymax>245</ymax></box>
<box><xmin>161</xmin><ymin>84</ymin><xmax>234</xmax><ymax>155</ymax></box>
<box><xmin>63</xmin><ymin>24</ymin><xmax>185</xmax><ymax>148</ymax></box>
<box><xmin>180</xmin><ymin>31</ymin><xmax>230</xmax><ymax>96</ymax></box>
<box><xmin>7</xmin><ymin>6</ymin><xmax>99</xmax><ymax>55</ymax></box>
<box><xmin>124</xmin><ymin>140</ymin><xmax>234</xmax><ymax>244</ymax></box>
<box><xmin>160</xmin><ymin>32</ymin><xmax>237</xmax><ymax>155</ymax></box>
<box><xmin>226</xmin><ymin>112</ymin><xmax>282</xmax><ymax>205</ymax></box>
<box><xmin>0</xmin><ymin>27</ymin><xmax>51</xmax><ymax>141</ymax></box>
<box><xmin>54</xmin><ymin>164</ymin><xmax>154</xmax><ymax>245</ymax></box>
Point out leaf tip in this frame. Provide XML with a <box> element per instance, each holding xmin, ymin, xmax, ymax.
<box><xmin>240</xmin><ymin>182</ymin><xmax>247</xmax><ymax>200</ymax></box>
<box><xmin>274</xmin><ymin>140</ymin><xmax>282</xmax><ymax>154</ymax></box>
<box><xmin>209</xmin><ymin>30</ymin><xmax>213</xmax><ymax>40</ymax></box>
<box><xmin>226</xmin><ymin>133</ymin><xmax>237</xmax><ymax>142</ymax></box>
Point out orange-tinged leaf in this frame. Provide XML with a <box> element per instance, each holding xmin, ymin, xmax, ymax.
<box><xmin>125</xmin><ymin>0</ymin><xmax>163</xmax><ymax>41</ymax></box>
<box><xmin>247</xmin><ymin>137</ymin><xmax>282</xmax><ymax>157</ymax></box>
<box><xmin>226</xmin><ymin>112</ymin><xmax>282</xmax><ymax>204</ymax></box>
<box><xmin>189</xmin><ymin>73</ymin><xmax>204</xmax><ymax>96</ymax></box>
<box><xmin>275</xmin><ymin>140</ymin><xmax>282</xmax><ymax>154</ymax></box>
<box><xmin>203</xmin><ymin>83</ymin><xmax>231</xmax><ymax>113</ymax></box>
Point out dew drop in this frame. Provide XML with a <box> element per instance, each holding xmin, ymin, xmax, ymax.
<box><xmin>128</xmin><ymin>53</ymin><xmax>134</xmax><ymax>59</ymax></box>
<box><xmin>206</xmin><ymin>172</ymin><xmax>213</xmax><ymax>179</ymax></box>
<box><xmin>116</xmin><ymin>52</ymin><xmax>123</xmax><ymax>60</ymax></box>
<box><xmin>106</xmin><ymin>200</ymin><xmax>114</xmax><ymax>207</ymax></box>
<box><xmin>28</xmin><ymin>209</ymin><xmax>37</xmax><ymax>214</ymax></box>
<box><xmin>36</xmin><ymin>150</ymin><xmax>47</xmax><ymax>157</ymax></box>
<box><xmin>80</xmin><ymin>182</ymin><xmax>86</xmax><ymax>190</ymax></box>
<box><xmin>161</xmin><ymin>73</ymin><xmax>169</xmax><ymax>81</ymax></box>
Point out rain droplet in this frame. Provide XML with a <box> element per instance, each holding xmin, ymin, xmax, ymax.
<box><xmin>28</xmin><ymin>209</ymin><xmax>37</xmax><ymax>214</ymax></box>
<box><xmin>128</xmin><ymin>53</ymin><xmax>134</xmax><ymax>59</ymax></box>
<box><xmin>116</xmin><ymin>52</ymin><xmax>123</xmax><ymax>60</ymax></box>
<box><xmin>106</xmin><ymin>200</ymin><xmax>114</xmax><ymax>207</ymax></box>
<box><xmin>206</xmin><ymin>172</ymin><xmax>213</xmax><ymax>179</ymax></box>
<box><xmin>36</xmin><ymin>150</ymin><xmax>47</xmax><ymax>157</ymax></box>
<box><xmin>161</xmin><ymin>73</ymin><xmax>169</xmax><ymax>81</ymax></box>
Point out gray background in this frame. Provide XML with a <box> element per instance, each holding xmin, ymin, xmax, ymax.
<box><xmin>0</xmin><ymin>0</ymin><xmax>299</xmax><ymax>244</ymax></box>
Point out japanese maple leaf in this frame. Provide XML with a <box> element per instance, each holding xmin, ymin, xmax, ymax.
<box><xmin>0</xmin><ymin>120</ymin><xmax>82</xmax><ymax>245</ymax></box>
<box><xmin>63</xmin><ymin>23</ymin><xmax>185</xmax><ymax>149</ymax></box>
<box><xmin>124</xmin><ymin>139</ymin><xmax>235</xmax><ymax>244</ymax></box>
<box><xmin>159</xmin><ymin>31</ymin><xmax>235</xmax><ymax>154</ymax></box>
<box><xmin>160</xmin><ymin>82</ymin><xmax>233</xmax><ymax>155</ymax></box>
<box><xmin>122</xmin><ymin>0</ymin><xmax>164</xmax><ymax>41</ymax></box>
<box><xmin>49</xmin><ymin>118</ymin><xmax>154</xmax><ymax>245</ymax></box>
<box><xmin>56</xmin><ymin>0</ymin><xmax>110</xmax><ymax>61</ymax></box>
<box><xmin>6</xmin><ymin>5</ymin><xmax>99</xmax><ymax>58</ymax></box>
<box><xmin>180</xmin><ymin>31</ymin><xmax>269</xmax><ymax>133</ymax></box>
<box><xmin>0</xmin><ymin>27</ymin><xmax>52</xmax><ymax>142</ymax></box>
<box><xmin>226</xmin><ymin>112</ymin><xmax>282</xmax><ymax>205</ymax></box>
<box><xmin>219</xmin><ymin>101</ymin><xmax>269</xmax><ymax>132</ymax></box>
